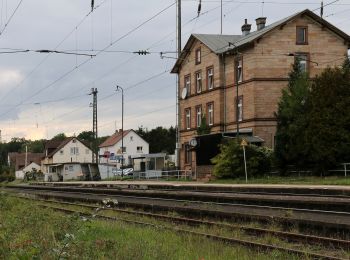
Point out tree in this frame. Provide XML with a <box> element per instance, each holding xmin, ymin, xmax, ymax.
<box><xmin>275</xmin><ymin>59</ymin><xmax>311</xmax><ymax>169</ymax></box>
<box><xmin>136</xmin><ymin>126</ymin><xmax>176</xmax><ymax>154</ymax></box>
<box><xmin>211</xmin><ymin>139</ymin><xmax>272</xmax><ymax>179</ymax></box>
<box><xmin>77</xmin><ymin>131</ymin><xmax>95</xmax><ymax>144</ymax></box>
<box><xmin>52</xmin><ymin>133</ymin><xmax>67</xmax><ymax>141</ymax></box>
<box><xmin>197</xmin><ymin>115</ymin><xmax>210</xmax><ymax>135</ymax></box>
<box><xmin>304</xmin><ymin>64</ymin><xmax>350</xmax><ymax>174</ymax></box>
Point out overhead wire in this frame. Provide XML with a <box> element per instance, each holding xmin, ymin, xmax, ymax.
<box><xmin>0</xmin><ymin>1</ymin><xmax>176</xmax><ymax>120</ymax></box>
<box><xmin>0</xmin><ymin>0</ymin><xmax>108</xmax><ymax>105</ymax></box>
<box><xmin>0</xmin><ymin>0</ymin><xmax>24</xmax><ymax>36</ymax></box>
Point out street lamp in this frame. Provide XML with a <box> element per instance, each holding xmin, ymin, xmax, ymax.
<box><xmin>286</xmin><ymin>53</ymin><xmax>319</xmax><ymax>66</ymax></box>
<box><xmin>116</xmin><ymin>85</ymin><xmax>124</xmax><ymax>178</ymax></box>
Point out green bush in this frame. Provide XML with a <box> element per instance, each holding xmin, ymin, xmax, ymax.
<box><xmin>0</xmin><ymin>165</ymin><xmax>15</xmax><ymax>182</ymax></box>
<box><xmin>211</xmin><ymin>140</ymin><xmax>273</xmax><ymax>179</ymax></box>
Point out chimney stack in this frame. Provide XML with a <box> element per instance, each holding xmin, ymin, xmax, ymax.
<box><xmin>256</xmin><ymin>17</ymin><xmax>267</xmax><ymax>31</ymax></box>
<box><xmin>241</xmin><ymin>19</ymin><xmax>251</xmax><ymax>36</ymax></box>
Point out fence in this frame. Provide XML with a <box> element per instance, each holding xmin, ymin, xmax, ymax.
<box><xmin>132</xmin><ymin>170</ymin><xmax>193</xmax><ymax>181</ymax></box>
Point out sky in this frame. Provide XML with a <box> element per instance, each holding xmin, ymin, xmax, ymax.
<box><xmin>0</xmin><ymin>0</ymin><xmax>349</xmax><ymax>141</ymax></box>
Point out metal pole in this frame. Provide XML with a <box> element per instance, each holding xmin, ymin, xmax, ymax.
<box><xmin>176</xmin><ymin>0</ymin><xmax>181</xmax><ymax>169</ymax></box>
<box><xmin>121</xmin><ymin>87</ymin><xmax>124</xmax><ymax>178</ymax></box>
<box><xmin>235</xmin><ymin>55</ymin><xmax>240</xmax><ymax>141</ymax></box>
<box><xmin>220</xmin><ymin>0</ymin><xmax>223</xmax><ymax>34</ymax></box>
<box><xmin>116</xmin><ymin>85</ymin><xmax>124</xmax><ymax>178</ymax></box>
<box><xmin>243</xmin><ymin>145</ymin><xmax>248</xmax><ymax>183</ymax></box>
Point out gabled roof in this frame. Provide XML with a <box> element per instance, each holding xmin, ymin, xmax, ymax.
<box><xmin>99</xmin><ymin>130</ymin><xmax>132</xmax><ymax>148</ymax></box>
<box><xmin>171</xmin><ymin>9</ymin><xmax>350</xmax><ymax>73</ymax></box>
<box><xmin>46</xmin><ymin>137</ymin><xmax>91</xmax><ymax>158</ymax></box>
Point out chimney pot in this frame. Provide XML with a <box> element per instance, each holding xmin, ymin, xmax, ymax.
<box><xmin>256</xmin><ymin>17</ymin><xmax>267</xmax><ymax>31</ymax></box>
<box><xmin>241</xmin><ymin>19</ymin><xmax>252</xmax><ymax>36</ymax></box>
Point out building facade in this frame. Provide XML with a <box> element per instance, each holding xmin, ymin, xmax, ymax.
<box><xmin>171</xmin><ymin>9</ymin><xmax>350</xmax><ymax>177</ymax></box>
<box><xmin>99</xmin><ymin>129</ymin><xmax>149</xmax><ymax>168</ymax></box>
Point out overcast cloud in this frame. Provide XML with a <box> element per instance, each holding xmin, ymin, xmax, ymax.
<box><xmin>0</xmin><ymin>0</ymin><xmax>349</xmax><ymax>141</ymax></box>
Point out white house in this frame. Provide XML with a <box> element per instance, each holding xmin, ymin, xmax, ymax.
<box><xmin>15</xmin><ymin>162</ymin><xmax>41</xmax><ymax>179</ymax></box>
<box><xmin>99</xmin><ymin>129</ymin><xmax>149</xmax><ymax>168</ymax></box>
<box><xmin>42</xmin><ymin>137</ymin><xmax>99</xmax><ymax>181</ymax></box>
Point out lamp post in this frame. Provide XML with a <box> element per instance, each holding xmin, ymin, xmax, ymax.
<box><xmin>116</xmin><ymin>85</ymin><xmax>124</xmax><ymax>178</ymax></box>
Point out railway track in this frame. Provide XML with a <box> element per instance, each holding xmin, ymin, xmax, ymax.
<box><xmin>5</xmin><ymin>186</ymin><xmax>350</xmax><ymax>236</ymax></box>
<box><xmin>9</xmin><ymin>185</ymin><xmax>350</xmax><ymax>212</ymax></box>
<box><xmin>9</xmin><ymin>194</ymin><xmax>349</xmax><ymax>260</ymax></box>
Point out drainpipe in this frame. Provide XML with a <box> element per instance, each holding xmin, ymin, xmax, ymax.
<box><xmin>221</xmin><ymin>53</ymin><xmax>227</xmax><ymax>132</ymax></box>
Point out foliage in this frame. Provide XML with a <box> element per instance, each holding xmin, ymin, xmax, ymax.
<box><xmin>0</xmin><ymin>195</ymin><xmax>287</xmax><ymax>260</ymax></box>
<box><xmin>275</xmin><ymin>59</ymin><xmax>311</xmax><ymax>169</ymax></box>
<box><xmin>275</xmin><ymin>57</ymin><xmax>350</xmax><ymax>174</ymax></box>
<box><xmin>211</xmin><ymin>139</ymin><xmax>273</xmax><ymax>179</ymax></box>
<box><xmin>0</xmin><ymin>165</ymin><xmax>15</xmax><ymax>182</ymax></box>
<box><xmin>136</xmin><ymin>126</ymin><xmax>176</xmax><ymax>154</ymax></box>
<box><xmin>304</xmin><ymin>65</ymin><xmax>350</xmax><ymax>173</ymax></box>
<box><xmin>196</xmin><ymin>115</ymin><xmax>211</xmax><ymax>135</ymax></box>
<box><xmin>51</xmin><ymin>133</ymin><xmax>67</xmax><ymax>141</ymax></box>
<box><xmin>24</xmin><ymin>169</ymin><xmax>44</xmax><ymax>182</ymax></box>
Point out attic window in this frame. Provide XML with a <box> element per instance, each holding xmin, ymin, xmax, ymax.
<box><xmin>296</xmin><ymin>26</ymin><xmax>308</xmax><ymax>45</ymax></box>
<box><xmin>60</xmin><ymin>150</ymin><xmax>64</xmax><ymax>155</ymax></box>
<box><xmin>195</xmin><ymin>48</ymin><xmax>201</xmax><ymax>64</ymax></box>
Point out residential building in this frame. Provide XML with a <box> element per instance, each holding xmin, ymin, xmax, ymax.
<box><xmin>8</xmin><ymin>152</ymin><xmax>44</xmax><ymax>171</ymax></box>
<box><xmin>171</xmin><ymin>9</ymin><xmax>350</xmax><ymax>177</ymax></box>
<box><xmin>42</xmin><ymin>137</ymin><xmax>98</xmax><ymax>181</ymax></box>
<box><xmin>99</xmin><ymin>129</ymin><xmax>149</xmax><ymax>168</ymax></box>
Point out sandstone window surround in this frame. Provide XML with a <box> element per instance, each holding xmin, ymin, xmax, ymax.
<box><xmin>235</xmin><ymin>57</ymin><xmax>243</xmax><ymax>83</ymax></box>
<box><xmin>296</xmin><ymin>26</ymin><xmax>308</xmax><ymax>45</ymax></box>
<box><xmin>185</xmin><ymin>108</ymin><xmax>191</xmax><ymax>130</ymax></box>
<box><xmin>184</xmin><ymin>74</ymin><xmax>191</xmax><ymax>95</ymax></box>
<box><xmin>207</xmin><ymin>66</ymin><xmax>214</xmax><ymax>90</ymax></box>
<box><xmin>195</xmin><ymin>47</ymin><xmax>201</xmax><ymax>64</ymax></box>
<box><xmin>207</xmin><ymin>102</ymin><xmax>214</xmax><ymax>126</ymax></box>
<box><xmin>195</xmin><ymin>71</ymin><xmax>202</xmax><ymax>93</ymax></box>
<box><xmin>184</xmin><ymin>143</ymin><xmax>192</xmax><ymax>164</ymax></box>
<box><xmin>236</xmin><ymin>96</ymin><xmax>243</xmax><ymax>122</ymax></box>
<box><xmin>294</xmin><ymin>52</ymin><xmax>309</xmax><ymax>73</ymax></box>
<box><xmin>196</xmin><ymin>105</ymin><xmax>202</xmax><ymax>127</ymax></box>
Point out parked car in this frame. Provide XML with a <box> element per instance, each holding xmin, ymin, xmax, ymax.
<box><xmin>113</xmin><ymin>168</ymin><xmax>134</xmax><ymax>176</ymax></box>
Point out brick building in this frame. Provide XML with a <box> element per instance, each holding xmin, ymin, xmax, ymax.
<box><xmin>171</xmin><ymin>9</ymin><xmax>350</xmax><ymax>178</ymax></box>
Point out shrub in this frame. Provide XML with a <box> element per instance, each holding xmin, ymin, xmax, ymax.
<box><xmin>211</xmin><ymin>139</ymin><xmax>273</xmax><ymax>179</ymax></box>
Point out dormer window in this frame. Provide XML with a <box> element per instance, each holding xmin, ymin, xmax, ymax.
<box><xmin>296</xmin><ymin>26</ymin><xmax>308</xmax><ymax>45</ymax></box>
<box><xmin>195</xmin><ymin>48</ymin><xmax>201</xmax><ymax>64</ymax></box>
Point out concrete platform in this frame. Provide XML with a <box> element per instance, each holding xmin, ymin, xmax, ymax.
<box><xmin>29</xmin><ymin>181</ymin><xmax>350</xmax><ymax>196</ymax></box>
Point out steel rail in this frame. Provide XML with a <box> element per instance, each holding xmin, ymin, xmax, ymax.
<box><xmin>8</xmin><ymin>186</ymin><xmax>350</xmax><ymax>216</ymax></box>
<box><xmin>17</xmin><ymin>195</ymin><xmax>349</xmax><ymax>250</ymax></box>
<box><xmin>37</xmin><ymin>203</ymin><xmax>347</xmax><ymax>260</ymax></box>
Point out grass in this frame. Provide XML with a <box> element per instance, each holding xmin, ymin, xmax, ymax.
<box><xmin>209</xmin><ymin>176</ymin><xmax>350</xmax><ymax>185</ymax></box>
<box><xmin>0</xmin><ymin>194</ymin><xmax>299</xmax><ymax>260</ymax></box>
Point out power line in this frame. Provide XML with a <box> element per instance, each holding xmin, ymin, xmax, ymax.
<box><xmin>0</xmin><ymin>0</ymin><xmax>108</xmax><ymax>105</ymax></box>
<box><xmin>0</xmin><ymin>1</ymin><xmax>176</xmax><ymax>120</ymax></box>
<box><xmin>0</xmin><ymin>0</ymin><xmax>23</xmax><ymax>37</ymax></box>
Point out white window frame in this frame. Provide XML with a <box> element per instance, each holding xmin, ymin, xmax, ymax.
<box><xmin>196</xmin><ymin>72</ymin><xmax>202</xmax><ymax>93</ymax></box>
<box><xmin>185</xmin><ymin>75</ymin><xmax>191</xmax><ymax>94</ymax></box>
<box><xmin>137</xmin><ymin>146</ymin><xmax>143</xmax><ymax>153</ymax></box>
<box><xmin>295</xmin><ymin>53</ymin><xmax>308</xmax><ymax>73</ymax></box>
<box><xmin>208</xmin><ymin>103</ymin><xmax>214</xmax><ymax>126</ymax></box>
<box><xmin>196</xmin><ymin>48</ymin><xmax>201</xmax><ymax>64</ymax></box>
<box><xmin>185</xmin><ymin>109</ymin><xmax>191</xmax><ymax>130</ymax></box>
<box><xmin>70</xmin><ymin>147</ymin><xmax>79</xmax><ymax>155</ymax></box>
<box><xmin>237</xmin><ymin>96</ymin><xmax>243</xmax><ymax>122</ymax></box>
<box><xmin>237</xmin><ymin>59</ymin><xmax>243</xmax><ymax>83</ymax></box>
<box><xmin>207</xmin><ymin>67</ymin><xmax>214</xmax><ymax>90</ymax></box>
<box><xmin>196</xmin><ymin>106</ymin><xmax>202</xmax><ymax>128</ymax></box>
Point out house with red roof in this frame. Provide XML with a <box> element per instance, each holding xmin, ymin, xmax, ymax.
<box><xmin>99</xmin><ymin>129</ymin><xmax>149</xmax><ymax>169</ymax></box>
